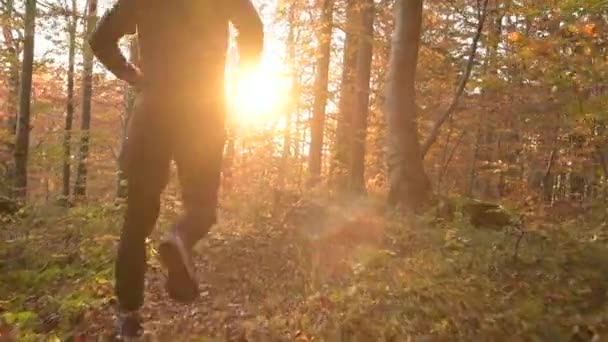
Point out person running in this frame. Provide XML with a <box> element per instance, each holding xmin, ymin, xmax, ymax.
<box><xmin>88</xmin><ymin>0</ymin><xmax>264</xmax><ymax>338</ymax></box>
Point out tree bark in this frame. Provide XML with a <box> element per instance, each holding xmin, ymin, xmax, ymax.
<box><xmin>13</xmin><ymin>0</ymin><xmax>36</xmax><ymax>200</ymax></box>
<box><xmin>61</xmin><ymin>0</ymin><xmax>78</xmax><ymax>204</ymax></box>
<box><xmin>74</xmin><ymin>0</ymin><xmax>98</xmax><ymax>198</ymax></box>
<box><xmin>2</xmin><ymin>0</ymin><xmax>19</xmax><ymax>137</ymax></box>
<box><xmin>349</xmin><ymin>0</ymin><xmax>374</xmax><ymax>193</ymax></box>
<box><xmin>384</xmin><ymin>0</ymin><xmax>431</xmax><ymax>211</ymax></box>
<box><xmin>332</xmin><ymin>0</ymin><xmax>359</xmax><ymax>185</ymax></box>
<box><xmin>2</xmin><ymin>0</ymin><xmax>21</xmax><ymax>191</ymax></box>
<box><xmin>308</xmin><ymin>0</ymin><xmax>334</xmax><ymax>184</ymax></box>
<box><xmin>467</xmin><ymin>122</ymin><xmax>482</xmax><ymax>197</ymax></box>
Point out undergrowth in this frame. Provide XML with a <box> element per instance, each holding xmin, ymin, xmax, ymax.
<box><xmin>1</xmin><ymin>196</ymin><xmax>607</xmax><ymax>341</ymax></box>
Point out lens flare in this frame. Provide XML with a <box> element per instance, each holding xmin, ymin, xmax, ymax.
<box><xmin>227</xmin><ymin>65</ymin><xmax>290</xmax><ymax>126</ymax></box>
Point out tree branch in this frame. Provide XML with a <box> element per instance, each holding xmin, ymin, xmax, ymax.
<box><xmin>421</xmin><ymin>0</ymin><xmax>489</xmax><ymax>157</ymax></box>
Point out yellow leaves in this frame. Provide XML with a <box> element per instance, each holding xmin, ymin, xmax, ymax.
<box><xmin>510</xmin><ymin>20</ymin><xmax>600</xmax><ymax>61</ymax></box>
<box><xmin>583</xmin><ymin>45</ymin><xmax>593</xmax><ymax>56</ymax></box>
<box><xmin>567</xmin><ymin>24</ymin><xmax>579</xmax><ymax>34</ymax></box>
<box><xmin>565</xmin><ymin>22</ymin><xmax>600</xmax><ymax>38</ymax></box>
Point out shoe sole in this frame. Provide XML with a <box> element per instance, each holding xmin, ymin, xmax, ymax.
<box><xmin>158</xmin><ymin>241</ymin><xmax>199</xmax><ymax>304</ymax></box>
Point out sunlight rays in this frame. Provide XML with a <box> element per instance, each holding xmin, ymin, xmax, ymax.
<box><xmin>226</xmin><ymin>64</ymin><xmax>291</xmax><ymax>127</ymax></box>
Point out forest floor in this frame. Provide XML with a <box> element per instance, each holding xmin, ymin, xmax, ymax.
<box><xmin>2</xmin><ymin>196</ymin><xmax>608</xmax><ymax>341</ymax></box>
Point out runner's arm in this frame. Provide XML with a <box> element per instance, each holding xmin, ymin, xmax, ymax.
<box><xmin>228</xmin><ymin>0</ymin><xmax>264</xmax><ymax>68</ymax></box>
<box><xmin>89</xmin><ymin>0</ymin><xmax>142</xmax><ymax>86</ymax></box>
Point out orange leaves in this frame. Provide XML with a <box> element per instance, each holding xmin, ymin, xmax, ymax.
<box><xmin>565</xmin><ymin>22</ymin><xmax>601</xmax><ymax>38</ymax></box>
<box><xmin>583</xmin><ymin>45</ymin><xmax>594</xmax><ymax>56</ymax></box>
<box><xmin>507</xmin><ymin>31</ymin><xmax>523</xmax><ymax>43</ymax></box>
<box><xmin>582</xmin><ymin>23</ymin><xmax>598</xmax><ymax>37</ymax></box>
<box><xmin>516</xmin><ymin>38</ymin><xmax>555</xmax><ymax>59</ymax></box>
<box><xmin>426</xmin><ymin>13</ymin><xmax>441</xmax><ymax>27</ymax></box>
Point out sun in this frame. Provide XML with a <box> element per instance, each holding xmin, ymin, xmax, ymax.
<box><xmin>226</xmin><ymin>64</ymin><xmax>291</xmax><ymax>126</ymax></box>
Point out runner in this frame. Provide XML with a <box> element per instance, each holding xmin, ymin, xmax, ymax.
<box><xmin>88</xmin><ymin>0</ymin><xmax>264</xmax><ymax>338</ymax></box>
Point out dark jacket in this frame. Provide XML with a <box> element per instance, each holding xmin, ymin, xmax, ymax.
<box><xmin>89</xmin><ymin>0</ymin><xmax>264</xmax><ymax>101</ymax></box>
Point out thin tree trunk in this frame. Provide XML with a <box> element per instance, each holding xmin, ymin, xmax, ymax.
<box><xmin>283</xmin><ymin>3</ymin><xmax>296</xmax><ymax>159</ymax></box>
<box><xmin>332</xmin><ymin>0</ymin><xmax>359</xmax><ymax>185</ymax></box>
<box><xmin>13</xmin><ymin>0</ymin><xmax>36</xmax><ymax>200</ymax></box>
<box><xmin>61</xmin><ymin>0</ymin><xmax>78</xmax><ymax>204</ymax></box>
<box><xmin>299</xmin><ymin>114</ymin><xmax>307</xmax><ymax>186</ymax></box>
<box><xmin>542</xmin><ymin>127</ymin><xmax>560</xmax><ymax>202</ymax></box>
<box><xmin>2</xmin><ymin>0</ymin><xmax>20</xmax><ymax>191</ymax></box>
<box><xmin>385</xmin><ymin>0</ymin><xmax>431</xmax><ymax>210</ymax></box>
<box><xmin>279</xmin><ymin>2</ymin><xmax>298</xmax><ymax>188</ymax></box>
<box><xmin>437</xmin><ymin>130</ymin><xmax>466</xmax><ymax>194</ymax></box>
<box><xmin>2</xmin><ymin>0</ymin><xmax>18</xmax><ymax>136</ymax></box>
<box><xmin>282</xmin><ymin>118</ymin><xmax>292</xmax><ymax>173</ymax></box>
<box><xmin>467</xmin><ymin>122</ymin><xmax>482</xmax><ymax>197</ymax></box>
<box><xmin>469</xmin><ymin>7</ymin><xmax>502</xmax><ymax>198</ymax></box>
<box><xmin>349</xmin><ymin>0</ymin><xmax>374</xmax><ymax>193</ymax></box>
<box><xmin>308</xmin><ymin>0</ymin><xmax>334</xmax><ymax>184</ymax></box>
<box><xmin>74</xmin><ymin>0</ymin><xmax>98</xmax><ymax>198</ymax></box>
<box><xmin>116</xmin><ymin>37</ymin><xmax>139</xmax><ymax>199</ymax></box>
<box><xmin>434</xmin><ymin>115</ymin><xmax>453</xmax><ymax>191</ymax></box>
<box><xmin>5</xmin><ymin>54</ymin><xmax>20</xmax><ymax>137</ymax></box>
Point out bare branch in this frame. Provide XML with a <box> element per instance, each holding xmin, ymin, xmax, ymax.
<box><xmin>421</xmin><ymin>0</ymin><xmax>490</xmax><ymax>157</ymax></box>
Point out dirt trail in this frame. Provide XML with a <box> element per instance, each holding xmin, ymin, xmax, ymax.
<box><xmin>85</xmin><ymin>223</ymin><xmax>316</xmax><ymax>341</ymax></box>
<box><xmin>79</xmin><ymin>200</ymin><xmax>386</xmax><ymax>340</ymax></box>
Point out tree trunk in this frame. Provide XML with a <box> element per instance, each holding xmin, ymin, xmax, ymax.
<box><xmin>284</xmin><ymin>2</ymin><xmax>297</xmax><ymax>160</ymax></box>
<box><xmin>116</xmin><ymin>37</ymin><xmax>139</xmax><ymax>199</ymax></box>
<box><xmin>384</xmin><ymin>0</ymin><xmax>430</xmax><ymax>210</ymax></box>
<box><xmin>5</xmin><ymin>52</ymin><xmax>20</xmax><ymax>136</ymax></box>
<box><xmin>278</xmin><ymin>2</ymin><xmax>298</xmax><ymax>188</ymax></box>
<box><xmin>2</xmin><ymin>0</ymin><xmax>21</xmax><ymax>192</ymax></box>
<box><xmin>349</xmin><ymin>0</ymin><xmax>374</xmax><ymax>193</ymax></box>
<box><xmin>308</xmin><ymin>0</ymin><xmax>334</xmax><ymax>184</ymax></box>
<box><xmin>74</xmin><ymin>0</ymin><xmax>98</xmax><ymax>198</ymax></box>
<box><xmin>469</xmin><ymin>7</ymin><xmax>501</xmax><ymax>198</ymax></box>
<box><xmin>2</xmin><ymin>0</ymin><xmax>19</xmax><ymax>136</ymax></box>
<box><xmin>467</xmin><ymin>122</ymin><xmax>482</xmax><ymax>197</ymax></box>
<box><xmin>332</xmin><ymin>0</ymin><xmax>359</xmax><ymax>186</ymax></box>
<box><xmin>12</xmin><ymin>0</ymin><xmax>36</xmax><ymax>200</ymax></box>
<box><xmin>61</xmin><ymin>0</ymin><xmax>78</xmax><ymax>204</ymax></box>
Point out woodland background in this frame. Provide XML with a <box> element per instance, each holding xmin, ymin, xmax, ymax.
<box><xmin>2</xmin><ymin>0</ymin><xmax>608</xmax><ymax>340</ymax></box>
